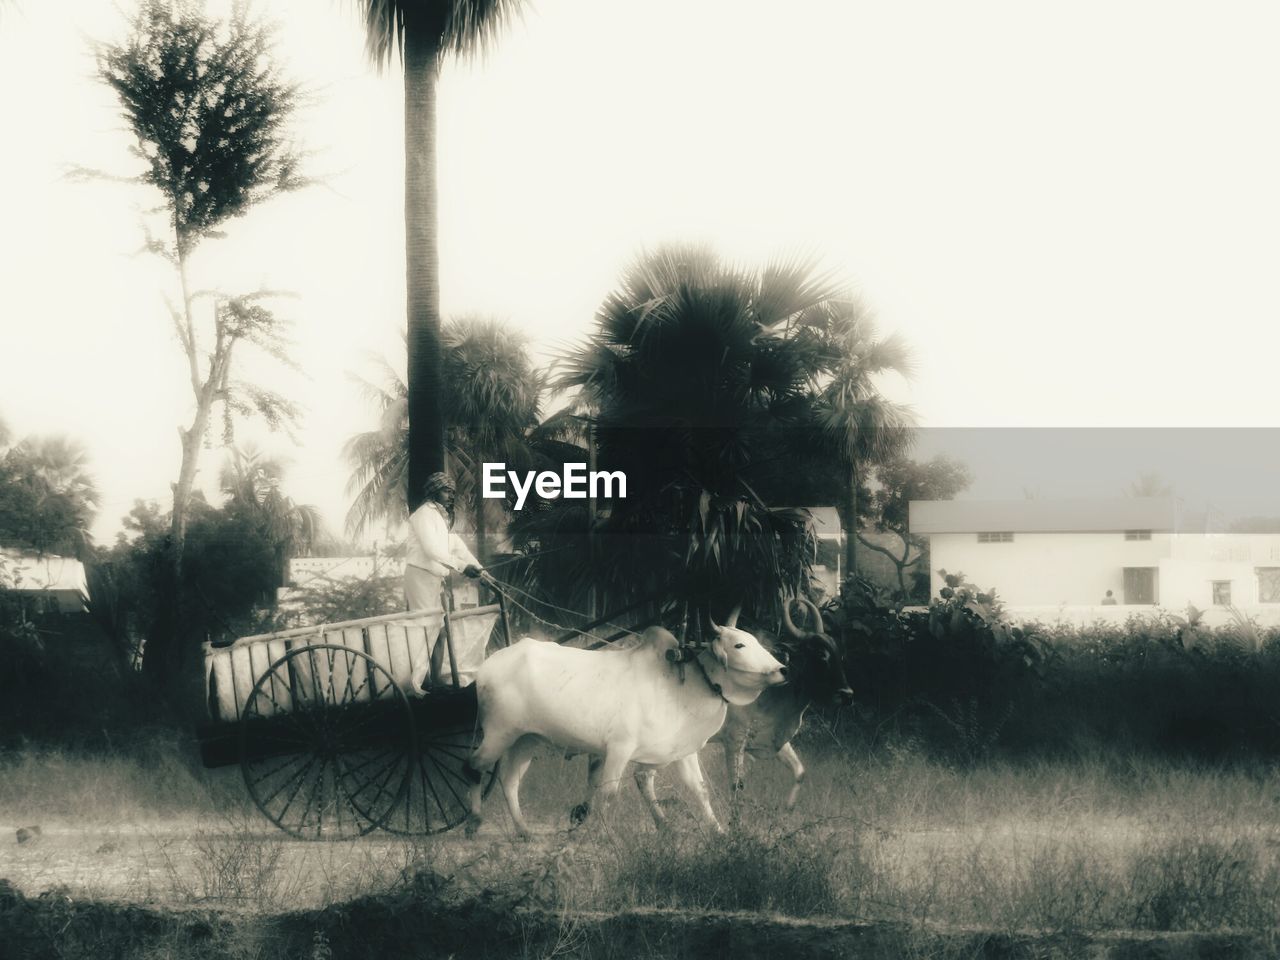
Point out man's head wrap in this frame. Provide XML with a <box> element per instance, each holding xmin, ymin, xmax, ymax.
<box><xmin>422</xmin><ymin>472</ymin><xmax>457</xmax><ymax>505</ymax></box>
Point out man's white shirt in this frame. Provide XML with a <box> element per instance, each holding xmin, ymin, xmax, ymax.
<box><xmin>406</xmin><ymin>502</ymin><xmax>480</xmax><ymax>577</ymax></box>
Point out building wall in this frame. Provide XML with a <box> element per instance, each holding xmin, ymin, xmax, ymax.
<box><xmin>928</xmin><ymin>532</ymin><xmax>1172</xmax><ymax>605</ymax></box>
<box><xmin>927</xmin><ymin>531</ymin><xmax>1280</xmax><ymax>612</ymax></box>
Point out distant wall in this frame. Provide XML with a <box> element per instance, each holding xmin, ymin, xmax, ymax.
<box><xmin>928</xmin><ymin>532</ymin><xmax>1172</xmax><ymax>605</ymax></box>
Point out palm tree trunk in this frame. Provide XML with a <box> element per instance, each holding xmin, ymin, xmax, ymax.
<box><xmin>843</xmin><ymin>464</ymin><xmax>858</xmax><ymax>597</ymax></box>
<box><xmin>404</xmin><ymin>26</ymin><xmax>444</xmax><ymax>514</ymax></box>
<box><xmin>474</xmin><ymin>466</ymin><xmax>487</xmax><ymax>565</ymax></box>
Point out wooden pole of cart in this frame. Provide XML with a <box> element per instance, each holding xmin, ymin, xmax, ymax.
<box><xmin>439</xmin><ymin>583</ymin><xmax>462</xmax><ymax>688</ymax></box>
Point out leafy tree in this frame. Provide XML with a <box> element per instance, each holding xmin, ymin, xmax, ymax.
<box><xmin>441</xmin><ymin>316</ymin><xmax>544</xmax><ymax>561</ymax></box>
<box><xmin>524</xmin><ymin>246</ymin><xmax>902</xmax><ymax>625</ymax></box>
<box><xmin>92</xmin><ymin>492</ymin><xmax>285</xmax><ymax>670</ymax></box>
<box><xmin>343</xmin><ymin>318</ymin><xmax>544</xmax><ymax>555</ymax></box>
<box><xmin>351</xmin><ymin>0</ymin><xmax>526</xmax><ymax>516</ymax></box>
<box><xmin>803</xmin><ymin>302</ymin><xmax>915</xmax><ymax>589</ymax></box>
<box><xmin>273</xmin><ymin>573</ymin><xmax>403</xmax><ymax>630</ymax></box>
<box><xmin>94</xmin><ymin>0</ymin><xmax>306</xmax><ymax>681</ymax></box>
<box><xmin>219</xmin><ymin>445</ymin><xmax>323</xmax><ymax>588</ymax></box>
<box><xmin>0</xmin><ymin>431</ymin><xmax>99</xmax><ymax>558</ymax></box>
<box><xmin>344</xmin><ymin>355</ymin><xmax>410</xmax><ymax>540</ymax></box>
<box><xmin>861</xmin><ymin>454</ymin><xmax>972</xmax><ymax>599</ymax></box>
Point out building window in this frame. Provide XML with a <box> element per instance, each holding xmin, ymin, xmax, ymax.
<box><xmin>1123</xmin><ymin>567</ymin><xmax>1159</xmax><ymax>605</ymax></box>
<box><xmin>977</xmin><ymin>532</ymin><xmax>1013</xmax><ymax>543</ymax></box>
<box><xmin>1258</xmin><ymin>568</ymin><xmax>1280</xmax><ymax>604</ymax></box>
<box><xmin>1124</xmin><ymin>530</ymin><xmax>1152</xmax><ymax>541</ymax></box>
<box><xmin>1212</xmin><ymin>581</ymin><xmax>1232</xmax><ymax>606</ymax></box>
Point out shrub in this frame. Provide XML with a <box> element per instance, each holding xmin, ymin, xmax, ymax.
<box><xmin>603</xmin><ymin>820</ymin><xmax>867</xmax><ymax>916</ymax></box>
<box><xmin>823</xmin><ymin>573</ymin><xmax>1280</xmax><ymax>761</ymax></box>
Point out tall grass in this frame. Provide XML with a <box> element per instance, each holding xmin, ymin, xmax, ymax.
<box><xmin>6</xmin><ymin>731</ymin><xmax>1280</xmax><ymax>936</ymax></box>
<box><xmin>0</xmin><ymin>734</ymin><xmax>235</xmax><ymax>823</ymax></box>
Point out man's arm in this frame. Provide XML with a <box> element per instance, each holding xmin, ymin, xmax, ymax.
<box><xmin>449</xmin><ymin>533</ymin><xmax>481</xmax><ymax>573</ymax></box>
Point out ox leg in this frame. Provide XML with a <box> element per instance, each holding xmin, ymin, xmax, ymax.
<box><xmin>776</xmin><ymin>742</ymin><xmax>806</xmax><ymax>811</ymax></box>
<box><xmin>582</xmin><ymin>749</ymin><xmax>632</xmax><ymax>831</ymax></box>
<box><xmin>570</xmin><ymin>756</ymin><xmax>604</xmax><ymax>829</ymax></box>
<box><xmin>672</xmin><ymin>753</ymin><xmax>723</xmax><ymax>834</ymax></box>
<box><xmin>497</xmin><ymin>735</ymin><xmax>540</xmax><ymax>840</ymax></box>
<box><xmin>634</xmin><ymin>766</ymin><xmax>667</xmax><ymax>829</ymax></box>
<box><xmin>466</xmin><ymin>728</ymin><xmax>518</xmax><ymax>838</ymax></box>
<box><xmin>723</xmin><ymin>738</ymin><xmax>747</xmax><ymax>824</ymax></box>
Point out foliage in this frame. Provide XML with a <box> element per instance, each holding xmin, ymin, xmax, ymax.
<box><xmin>219</xmin><ymin>445</ymin><xmax>323</xmax><ymax>588</ymax></box>
<box><xmin>96</xmin><ymin>0</ymin><xmax>304</xmax><ymax>255</ymax></box>
<box><xmin>0</xmin><ymin>554</ymin><xmax>42</xmax><ymax>660</ymax></box>
<box><xmin>93</xmin><ymin>0</ymin><xmax>307</xmax><ymax>683</ymax></box>
<box><xmin>344</xmin><ymin>318</ymin><xmax>546</xmax><ymax>540</ymax></box>
<box><xmin>271</xmin><ymin>573</ymin><xmax>403</xmax><ymax>630</ymax></box>
<box><xmin>857</xmin><ymin>454</ymin><xmax>972</xmax><ymax>600</ymax></box>
<box><xmin>0</xmin><ymin>432</ymin><xmax>99</xmax><ymax>558</ymax></box>
<box><xmin>823</xmin><ymin>572</ymin><xmax>1280</xmax><ymax>761</ymax></box>
<box><xmin>91</xmin><ymin>497</ymin><xmax>280</xmax><ymax>658</ymax></box>
<box><xmin>357</xmin><ymin>0</ymin><xmax>526</xmax><ymax>66</ymax></box>
<box><xmin>516</xmin><ymin>246</ymin><xmax>910</xmax><ymax>624</ymax></box>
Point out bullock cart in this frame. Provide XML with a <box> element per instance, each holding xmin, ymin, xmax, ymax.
<box><xmin>196</xmin><ymin>593</ymin><xmax>510</xmax><ymax>839</ymax></box>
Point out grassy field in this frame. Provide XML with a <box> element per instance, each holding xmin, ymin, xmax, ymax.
<box><xmin>5</xmin><ymin>726</ymin><xmax>1280</xmax><ymax>944</ymax></box>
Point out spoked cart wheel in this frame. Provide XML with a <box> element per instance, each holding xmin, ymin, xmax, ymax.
<box><xmin>379</xmin><ymin>695</ymin><xmax>497</xmax><ymax>835</ymax></box>
<box><xmin>239</xmin><ymin>643</ymin><xmax>417</xmax><ymax>840</ymax></box>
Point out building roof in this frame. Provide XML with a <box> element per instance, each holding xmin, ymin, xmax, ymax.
<box><xmin>908</xmin><ymin>497</ymin><xmax>1181</xmax><ymax>534</ymax></box>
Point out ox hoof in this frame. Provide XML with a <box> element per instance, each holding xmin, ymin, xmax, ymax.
<box><xmin>464</xmin><ymin>816</ymin><xmax>482</xmax><ymax>839</ymax></box>
<box><xmin>568</xmin><ymin>803</ymin><xmax>590</xmax><ymax>828</ymax></box>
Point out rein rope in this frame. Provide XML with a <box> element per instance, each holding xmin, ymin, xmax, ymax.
<box><xmin>481</xmin><ymin>576</ymin><xmax>642</xmax><ymax>645</ymax></box>
<box><xmin>691</xmin><ymin>652</ymin><xmax>730</xmax><ymax>704</ymax></box>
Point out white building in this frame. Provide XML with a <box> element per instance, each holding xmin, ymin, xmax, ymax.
<box><xmin>908</xmin><ymin>497</ymin><xmax>1280</xmax><ymax>624</ymax></box>
<box><xmin>0</xmin><ymin>549</ymin><xmax>89</xmax><ymax>613</ymax></box>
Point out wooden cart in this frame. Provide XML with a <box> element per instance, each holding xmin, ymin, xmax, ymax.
<box><xmin>196</xmin><ymin>594</ymin><xmax>510</xmax><ymax>840</ymax></box>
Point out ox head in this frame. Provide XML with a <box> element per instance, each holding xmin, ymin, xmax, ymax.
<box><xmin>706</xmin><ymin>605</ymin><xmax>789</xmax><ymax>692</ymax></box>
<box><xmin>779</xmin><ymin>597</ymin><xmax>854</xmax><ymax>707</ymax></box>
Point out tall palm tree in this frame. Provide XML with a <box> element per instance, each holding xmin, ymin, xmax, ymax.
<box><xmin>343</xmin><ymin>356</ymin><xmax>410</xmax><ymax>540</ymax></box>
<box><xmin>353</xmin><ymin>1</ymin><xmax>525</xmax><ymax>516</ymax></box>
<box><xmin>538</xmin><ymin>246</ymin><xmax>850</xmax><ymax>623</ymax></box>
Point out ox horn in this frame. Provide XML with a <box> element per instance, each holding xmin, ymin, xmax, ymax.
<box><xmin>800</xmin><ymin>598</ymin><xmax>826</xmax><ymax>635</ymax></box>
<box><xmin>707</xmin><ymin>604</ymin><xmax>741</xmax><ymax>636</ymax></box>
<box><xmin>780</xmin><ymin>596</ymin><xmax>804</xmax><ymax>639</ymax></box>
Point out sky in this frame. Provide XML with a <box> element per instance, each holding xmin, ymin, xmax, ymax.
<box><xmin>2</xmin><ymin>0</ymin><xmax>1280</xmax><ymax>546</ymax></box>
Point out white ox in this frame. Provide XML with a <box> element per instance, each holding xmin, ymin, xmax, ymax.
<box><xmin>465</xmin><ymin>617</ymin><xmax>788</xmax><ymax>837</ymax></box>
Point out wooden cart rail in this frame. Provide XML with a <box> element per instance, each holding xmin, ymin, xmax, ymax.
<box><xmin>208</xmin><ymin>605</ymin><xmax>506</xmax><ymax>648</ymax></box>
<box><xmin>203</xmin><ymin>605</ymin><xmax>503</xmax><ymax>726</ymax></box>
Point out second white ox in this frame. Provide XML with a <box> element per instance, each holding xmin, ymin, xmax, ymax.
<box><xmin>465</xmin><ymin>617</ymin><xmax>788</xmax><ymax>837</ymax></box>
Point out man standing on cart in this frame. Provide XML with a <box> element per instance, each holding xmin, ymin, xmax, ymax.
<box><xmin>404</xmin><ymin>472</ymin><xmax>486</xmax><ymax>687</ymax></box>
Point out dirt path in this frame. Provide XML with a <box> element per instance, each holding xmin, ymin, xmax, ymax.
<box><xmin>6</xmin><ymin>812</ymin><xmax>1263</xmax><ymax>908</ymax></box>
<box><xmin>0</xmin><ymin>816</ymin><xmax>565</xmax><ymax>907</ymax></box>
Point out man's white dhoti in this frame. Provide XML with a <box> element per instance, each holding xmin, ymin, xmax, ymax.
<box><xmin>404</xmin><ymin>564</ymin><xmax>444</xmax><ymax>614</ymax></box>
<box><xmin>403</xmin><ymin>499</ymin><xmax>486</xmax><ymax>687</ymax></box>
